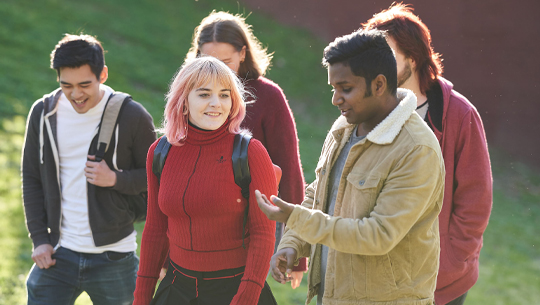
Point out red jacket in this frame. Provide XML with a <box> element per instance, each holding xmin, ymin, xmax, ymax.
<box><xmin>133</xmin><ymin>123</ymin><xmax>277</xmax><ymax>305</ymax></box>
<box><xmin>428</xmin><ymin>78</ymin><xmax>493</xmax><ymax>305</ymax></box>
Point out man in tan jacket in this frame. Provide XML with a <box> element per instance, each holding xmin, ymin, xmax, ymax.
<box><xmin>255</xmin><ymin>29</ymin><xmax>445</xmax><ymax>305</ymax></box>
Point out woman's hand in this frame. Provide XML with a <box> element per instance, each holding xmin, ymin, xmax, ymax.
<box><xmin>159</xmin><ymin>268</ymin><xmax>167</xmax><ymax>281</ymax></box>
<box><xmin>290</xmin><ymin>271</ymin><xmax>304</xmax><ymax>289</ymax></box>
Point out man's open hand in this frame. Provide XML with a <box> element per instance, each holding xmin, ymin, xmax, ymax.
<box><xmin>254</xmin><ymin>190</ymin><xmax>294</xmax><ymax>224</ymax></box>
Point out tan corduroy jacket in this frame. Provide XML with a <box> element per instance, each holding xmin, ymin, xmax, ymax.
<box><xmin>278</xmin><ymin>89</ymin><xmax>445</xmax><ymax>305</ymax></box>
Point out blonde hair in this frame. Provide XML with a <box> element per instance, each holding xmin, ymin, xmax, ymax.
<box><xmin>162</xmin><ymin>56</ymin><xmax>247</xmax><ymax>146</ymax></box>
<box><xmin>186</xmin><ymin>11</ymin><xmax>272</xmax><ymax>80</ymax></box>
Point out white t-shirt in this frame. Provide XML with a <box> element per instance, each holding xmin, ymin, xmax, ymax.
<box><xmin>416</xmin><ymin>100</ymin><xmax>429</xmax><ymax>120</ymax></box>
<box><xmin>57</xmin><ymin>84</ymin><xmax>137</xmax><ymax>253</ymax></box>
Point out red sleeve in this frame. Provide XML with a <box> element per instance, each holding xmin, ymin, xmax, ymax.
<box><xmin>230</xmin><ymin>140</ymin><xmax>277</xmax><ymax>305</ymax></box>
<box><xmin>133</xmin><ymin>139</ymin><xmax>170</xmax><ymax>305</ymax></box>
<box><xmin>260</xmin><ymin>82</ymin><xmax>308</xmax><ymax>271</ymax></box>
<box><xmin>448</xmin><ymin>109</ymin><xmax>493</xmax><ymax>261</ymax></box>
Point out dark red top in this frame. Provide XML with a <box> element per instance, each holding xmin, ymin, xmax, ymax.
<box><xmin>242</xmin><ymin>77</ymin><xmax>307</xmax><ymax>271</ymax></box>
<box><xmin>428</xmin><ymin>78</ymin><xmax>492</xmax><ymax>305</ymax></box>
<box><xmin>133</xmin><ymin>122</ymin><xmax>277</xmax><ymax>305</ymax></box>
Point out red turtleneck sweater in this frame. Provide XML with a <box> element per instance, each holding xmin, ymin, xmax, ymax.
<box><xmin>133</xmin><ymin>123</ymin><xmax>277</xmax><ymax>305</ymax></box>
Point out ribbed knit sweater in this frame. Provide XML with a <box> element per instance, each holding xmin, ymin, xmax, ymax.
<box><xmin>242</xmin><ymin>77</ymin><xmax>307</xmax><ymax>271</ymax></box>
<box><xmin>133</xmin><ymin>122</ymin><xmax>277</xmax><ymax>305</ymax></box>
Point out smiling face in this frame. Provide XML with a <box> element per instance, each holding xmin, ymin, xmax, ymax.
<box><xmin>200</xmin><ymin>42</ymin><xmax>246</xmax><ymax>74</ymax></box>
<box><xmin>187</xmin><ymin>80</ymin><xmax>232</xmax><ymax>130</ymax></box>
<box><xmin>328</xmin><ymin>62</ymin><xmax>381</xmax><ymax>129</ymax></box>
<box><xmin>58</xmin><ymin>64</ymin><xmax>108</xmax><ymax>114</ymax></box>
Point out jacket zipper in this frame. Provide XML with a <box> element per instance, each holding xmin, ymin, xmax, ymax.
<box><xmin>44</xmin><ymin>111</ymin><xmax>63</xmax><ymax>244</ymax></box>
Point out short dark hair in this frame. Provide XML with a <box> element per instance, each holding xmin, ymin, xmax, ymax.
<box><xmin>50</xmin><ymin>34</ymin><xmax>106</xmax><ymax>80</ymax></box>
<box><xmin>363</xmin><ymin>3</ymin><xmax>443</xmax><ymax>95</ymax></box>
<box><xmin>322</xmin><ymin>29</ymin><xmax>397</xmax><ymax>95</ymax></box>
<box><xmin>186</xmin><ymin>11</ymin><xmax>272</xmax><ymax>80</ymax></box>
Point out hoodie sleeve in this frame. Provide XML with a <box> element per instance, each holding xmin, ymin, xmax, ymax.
<box><xmin>21</xmin><ymin>100</ymin><xmax>51</xmax><ymax>248</ymax></box>
<box><xmin>447</xmin><ymin>108</ymin><xmax>493</xmax><ymax>261</ymax></box>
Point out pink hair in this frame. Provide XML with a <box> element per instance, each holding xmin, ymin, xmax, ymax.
<box><xmin>162</xmin><ymin>56</ymin><xmax>248</xmax><ymax>146</ymax></box>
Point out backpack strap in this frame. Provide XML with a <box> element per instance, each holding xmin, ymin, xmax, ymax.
<box><xmin>95</xmin><ymin>92</ymin><xmax>130</xmax><ymax>161</ymax></box>
<box><xmin>232</xmin><ymin>133</ymin><xmax>252</xmax><ymax>249</ymax></box>
<box><xmin>232</xmin><ymin>133</ymin><xmax>252</xmax><ymax>199</ymax></box>
<box><xmin>152</xmin><ymin>135</ymin><xmax>172</xmax><ymax>183</ymax></box>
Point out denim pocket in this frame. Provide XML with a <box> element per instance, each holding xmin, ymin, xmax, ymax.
<box><xmin>105</xmin><ymin>251</ymin><xmax>134</xmax><ymax>262</ymax></box>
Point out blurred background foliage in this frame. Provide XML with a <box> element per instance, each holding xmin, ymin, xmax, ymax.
<box><xmin>0</xmin><ymin>0</ymin><xmax>538</xmax><ymax>304</ymax></box>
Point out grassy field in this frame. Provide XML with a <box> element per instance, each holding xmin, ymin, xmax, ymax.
<box><xmin>1</xmin><ymin>0</ymin><xmax>539</xmax><ymax>304</ymax></box>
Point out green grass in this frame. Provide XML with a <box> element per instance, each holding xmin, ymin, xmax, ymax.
<box><xmin>1</xmin><ymin>0</ymin><xmax>539</xmax><ymax>304</ymax></box>
<box><xmin>0</xmin><ymin>0</ymin><xmax>327</xmax><ymax>304</ymax></box>
<box><xmin>464</xmin><ymin>150</ymin><xmax>540</xmax><ymax>304</ymax></box>
<box><xmin>0</xmin><ymin>116</ymin><xmax>30</xmax><ymax>305</ymax></box>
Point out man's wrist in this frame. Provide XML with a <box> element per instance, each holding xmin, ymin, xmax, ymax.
<box><xmin>109</xmin><ymin>171</ymin><xmax>117</xmax><ymax>187</ymax></box>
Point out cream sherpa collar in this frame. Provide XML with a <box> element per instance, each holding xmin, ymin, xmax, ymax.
<box><xmin>330</xmin><ymin>88</ymin><xmax>417</xmax><ymax>145</ymax></box>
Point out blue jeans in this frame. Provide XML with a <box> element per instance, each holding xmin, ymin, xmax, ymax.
<box><xmin>26</xmin><ymin>246</ymin><xmax>138</xmax><ymax>305</ymax></box>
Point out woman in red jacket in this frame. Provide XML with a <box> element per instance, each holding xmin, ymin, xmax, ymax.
<box><xmin>184</xmin><ymin>11</ymin><xmax>308</xmax><ymax>287</ymax></box>
<box><xmin>133</xmin><ymin>56</ymin><xmax>278</xmax><ymax>305</ymax></box>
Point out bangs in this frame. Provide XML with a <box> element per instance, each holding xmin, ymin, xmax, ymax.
<box><xmin>163</xmin><ymin>56</ymin><xmax>247</xmax><ymax>146</ymax></box>
<box><xmin>189</xmin><ymin>59</ymin><xmax>234</xmax><ymax>92</ymax></box>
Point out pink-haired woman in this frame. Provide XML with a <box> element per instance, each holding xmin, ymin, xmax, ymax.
<box><xmin>133</xmin><ymin>56</ymin><xmax>278</xmax><ymax>305</ymax></box>
<box><xmin>186</xmin><ymin>12</ymin><xmax>308</xmax><ymax>287</ymax></box>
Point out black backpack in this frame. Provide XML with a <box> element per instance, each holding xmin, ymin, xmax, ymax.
<box><xmin>152</xmin><ymin>133</ymin><xmax>253</xmax><ymax>248</ymax></box>
<box><xmin>94</xmin><ymin>92</ymin><xmax>148</xmax><ymax>223</ymax></box>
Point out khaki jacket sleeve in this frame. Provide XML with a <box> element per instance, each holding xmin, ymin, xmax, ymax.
<box><xmin>277</xmin><ymin>179</ymin><xmax>316</xmax><ymax>260</ymax></box>
<box><xmin>285</xmin><ymin>144</ymin><xmax>444</xmax><ymax>256</ymax></box>
<box><xmin>277</xmin><ymin>131</ymin><xmax>335</xmax><ymax>261</ymax></box>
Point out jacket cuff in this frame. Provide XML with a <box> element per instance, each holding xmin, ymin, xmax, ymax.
<box><xmin>32</xmin><ymin>233</ymin><xmax>51</xmax><ymax>249</ymax></box>
<box><xmin>111</xmin><ymin>170</ymin><xmax>127</xmax><ymax>192</ymax></box>
<box><xmin>293</xmin><ymin>257</ymin><xmax>308</xmax><ymax>272</ymax></box>
<box><xmin>285</xmin><ymin>205</ymin><xmax>305</xmax><ymax>233</ymax></box>
<box><xmin>230</xmin><ymin>280</ymin><xmax>263</xmax><ymax>305</ymax></box>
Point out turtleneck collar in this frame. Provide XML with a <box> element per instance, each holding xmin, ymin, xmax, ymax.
<box><xmin>185</xmin><ymin>119</ymin><xmax>231</xmax><ymax>146</ymax></box>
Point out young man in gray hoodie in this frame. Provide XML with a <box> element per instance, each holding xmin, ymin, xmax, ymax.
<box><xmin>22</xmin><ymin>34</ymin><xmax>156</xmax><ymax>305</ymax></box>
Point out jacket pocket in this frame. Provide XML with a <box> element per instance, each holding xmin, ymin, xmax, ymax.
<box><xmin>345</xmin><ymin>173</ymin><xmax>381</xmax><ymax>217</ymax></box>
<box><xmin>438</xmin><ymin>235</ymin><xmax>469</xmax><ymax>288</ymax></box>
<box><xmin>443</xmin><ymin>235</ymin><xmax>468</xmax><ymax>268</ymax></box>
<box><xmin>368</xmin><ymin>254</ymin><xmax>398</xmax><ymax>299</ymax></box>
<box><xmin>350</xmin><ymin>254</ymin><xmax>368</xmax><ymax>299</ymax></box>
<box><xmin>93</xmin><ymin>187</ymin><xmax>134</xmax><ymax>226</ymax></box>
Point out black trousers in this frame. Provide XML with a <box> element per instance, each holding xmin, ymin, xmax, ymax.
<box><xmin>150</xmin><ymin>260</ymin><xmax>277</xmax><ymax>305</ymax></box>
<box><xmin>445</xmin><ymin>292</ymin><xmax>468</xmax><ymax>305</ymax></box>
